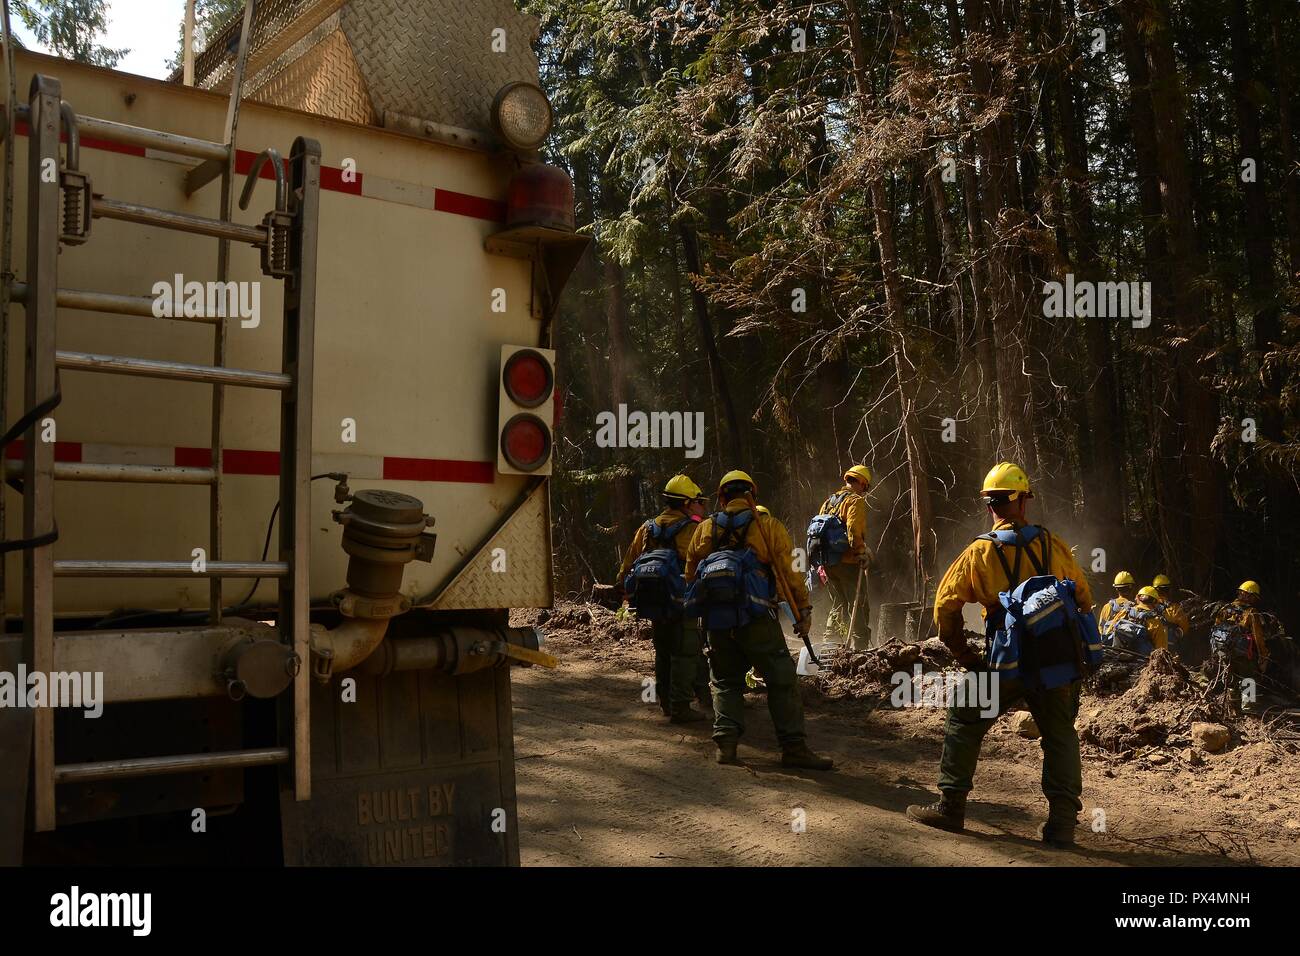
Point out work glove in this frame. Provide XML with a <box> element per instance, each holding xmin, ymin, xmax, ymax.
<box><xmin>795</xmin><ymin>608</ymin><xmax>813</xmax><ymax>638</ymax></box>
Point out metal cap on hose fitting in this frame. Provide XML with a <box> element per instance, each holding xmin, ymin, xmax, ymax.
<box><xmin>332</xmin><ymin>489</ymin><xmax>436</xmax><ymax>618</ymax></box>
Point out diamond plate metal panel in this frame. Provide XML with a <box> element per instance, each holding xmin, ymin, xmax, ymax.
<box><xmin>249</xmin><ymin>26</ymin><xmax>376</xmax><ymax>124</ymax></box>
<box><xmin>187</xmin><ymin>1</ymin><xmax>541</xmax><ymax>135</ymax></box>
<box><xmin>433</xmin><ymin>484</ymin><xmax>553</xmax><ymax>610</ymax></box>
<box><xmin>342</xmin><ymin>0</ymin><xmax>540</xmax><ymax>133</ymax></box>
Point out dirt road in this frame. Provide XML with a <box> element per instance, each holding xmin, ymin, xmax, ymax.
<box><xmin>512</xmin><ymin>612</ymin><xmax>1300</xmax><ymax>867</ymax></box>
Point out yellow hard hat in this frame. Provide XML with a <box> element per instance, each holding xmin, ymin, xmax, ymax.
<box><xmin>718</xmin><ymin>469</ymin><xmax>757</xmax><ymax>495</ymax></box>
<box><xmin>1138</xmin><ymin>586</ymin><xmax>1159</xmax><ymax>602</ymax></box>
<box><xmin>1153</xmin><ymin>574</ymin><xmax>1171</xmax><ymax>588</ymax></box>
<box><xmin>980</xmin><ymin>462</ymin><xmax>1032</xmax><ymax>502</ymax></box>
<box><xmin>1113</xmin><ymin>571</ymin><xmax>1135</xmax><ymax>587</ymax></box>
<box><xmin>844</xmin><ymin>464</ymin><xmax>872</xmax><ymax>486</ymax></box>
<box><xmin>1238</xmin><ymin>580</ymin><xmax>1261</xmax><ymax>595</ymax></box>
<box><xmin>663</xmin><ymin>474</ymin><xmax>703</xmax><ymax>500</ymax></box>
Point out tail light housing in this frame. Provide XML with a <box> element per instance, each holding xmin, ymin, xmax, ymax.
<box><xmin>505</xmin><ymin>163</ymin><xmax>576</xmax><ymax>233</ymax></box>
<box><xmin>498</xmin><ymin>345</ymin><xmax>555</xmax><ymax>475</ymax></box>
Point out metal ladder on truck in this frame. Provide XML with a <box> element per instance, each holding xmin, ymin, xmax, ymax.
<box><xmin>1</xmin><ymin>5</ymin><xmax>320</xmax><ymax>834</ymax></box>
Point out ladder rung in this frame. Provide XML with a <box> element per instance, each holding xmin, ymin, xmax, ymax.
<box><xmin>56</xmin><ymin>350</ymin><xmax>291</xmax><ymax>390</ymax></box>
<box><xmin>11</xmin><ymin>282</ymin><xmax>221</xmax><ymax>324</ymax></box>
<box><xmin>93</xmin><ymin>196</ymin><xmax>267</xmax><ymax>246</ymax></box>
<box><xmin>14</xmin><ymin>103</ymin><xmax>230</xmax><ymax>162</ymax></box>
<box><xmin>4</xmin><ymin>460</ymin><xmax>216</xmax><ymax>484</ymax></box>
<box><xmin>54</xmin><ymin>560</ymin><xmax>288</xmax><ymax>578</ymax></box>
<box><xmin>55</xmin><ymin>747</ymin><xmax>290</xmax><ymax>784</ymax></box>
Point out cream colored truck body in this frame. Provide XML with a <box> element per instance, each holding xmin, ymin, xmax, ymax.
<box><xmin>2</xmin><ymin>49</ymin><xmax>553</xmax><ymax>617</ymax></box>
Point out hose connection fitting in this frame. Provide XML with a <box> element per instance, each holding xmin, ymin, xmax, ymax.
<box><xmin>309</xmin><ymin>490</ymin><xmax>436</xmax><ymax>681</ymax></box>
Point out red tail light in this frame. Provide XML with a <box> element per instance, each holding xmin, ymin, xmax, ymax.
<box><xmin>506</xmin><ymin>163</ymin><xmax>576</xmax><ymax>232</ymax></box>
<box><xmin>498</xmin><ymin>344</ymin><xmax>556</xmax><ymax>476</ymax></box>
<box><xmin>503</xmin><ymin>349</ymin><xmax>554</xmax><ymax>408</ymax></box>
<box><xmin>500</xmin><ymin>414</ymin><xmax>552</xmax><ymax>472</ymax></box>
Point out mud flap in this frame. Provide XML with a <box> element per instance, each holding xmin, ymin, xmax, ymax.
<box><xmin>280</xmin><ymin>663</ymin><xmax>519</xmax><ymax>866</ymax></box>
<box><xmin>0</xmin><ymin>635</ymin><xmax>32</xmax><ymax>865</ymax></box>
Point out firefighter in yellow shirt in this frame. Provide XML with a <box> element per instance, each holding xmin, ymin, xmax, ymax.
<box><xmin>1152</xmin><ymin>574</ymin><xmax>1191</xmax><ymax>656</ymax></box>
<box><xmin>906</xmin><ymin>462</ymin><xmax>1094</xmax><ymax>848</ymax></box>
<box><xmin>1098</xmin><ymin>571</ymin><xmax>1136</xmax><ymax>640</ymax></box>
<box><xmin>618</xmin><ymin>475</ymin><xmax>710</xmax><ymax>722</ymax></box>
<box><xmin>1210</xmin><ymin>581</ymin><xmax>1270</xmax><ymax>714</ymax></box>
<box><xmin>813</xmin><ymin>465</ymin><xmax>873</xmax><ymax>650</ymax></box>
<box><xmin>686</xmin><ymin>470</ymin><xmax>832</xmax><ymax>770</ymax></box>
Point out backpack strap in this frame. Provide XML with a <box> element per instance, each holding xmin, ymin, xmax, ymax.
<box><xmin>711</xmin><ymin>510</ymin><xmax>753</xmax><ymax>552</ymax></box>
<box><xmin>977</xmin><ymin>525</ymin><xmax>1046</xmax><ymax>590</ymax></box>
<box><xmin>658</xmin><ymin>517</ymin><xmax>692</xmax><ymax>544</ymax></box>
<box><xmin>1023</xmin><ymin>527</ymin><xmax>1049</xmax><ymax>576</ymax></box>
<box><xmin>821</xmin><ymin>491</ymin><xmax>847</xmax><ymax>516</ymax></box>
<box><xmin>977</xmin><ymin>530</ymin><xmax>1019</xmax><ymax>590</ymax></box>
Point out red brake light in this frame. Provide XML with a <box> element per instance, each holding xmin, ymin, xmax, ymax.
<box><xmin>500</xmin><ymin>413</ymin><xmax>552</xmax><ymax>471</ymax></box>
<box><xmin>503</xmin><ymin>349</ymin><xmax>554</xmax><ymax>408</ymax></box>
<box><xmin>506</xmin><ymin>163</ymin><xmax>576</xmax><ymax>231</ymax></box>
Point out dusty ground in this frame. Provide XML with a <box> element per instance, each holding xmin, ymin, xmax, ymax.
<box><xmin>510</xmin><ymin>603</ymin><xmax>1300</xmax><ymax>867</ymax></box>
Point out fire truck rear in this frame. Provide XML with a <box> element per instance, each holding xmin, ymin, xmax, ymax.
<box><xmin>0</xmin><ymin>0</ymin><xmax>583</xmax><ymax>865</ymax></box>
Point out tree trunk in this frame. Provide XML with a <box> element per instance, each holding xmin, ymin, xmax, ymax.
<box><xmin>677</xmin><ymin>221</ymin><xmax>745</xmax><ymax>464</ymax></box>
<box><xmin>958</xmin><ymin>0</ymin><xmax>1038</xmax><ymax>472</ymax></box>
<box><xmin>1053</xmin><ymin>0</ymin><xmax>1124</xmax><ymax>537</ymax></box>
<box><xmin>1123</xmin><ymin>0</ymin><xmax>1220</xmax><ymax>589</ymax></box>
<box><xmin>604</xmin><ymin>257</ymin><xmax>639</xmax><ymax>546</ymax></box>
<box><xmin>1271</xmin><ymin>0</ymin><xmax>1300</xmax><ymax>274</ymax></box>
<box><xmin>850</xmin><ymin>0</ymin><xmax>937</xmax><ymax>595</ymax></box>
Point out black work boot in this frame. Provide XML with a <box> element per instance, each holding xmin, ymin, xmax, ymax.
<box><xmin>906</xmin><ymin>792</ymin><xmax>967</xmax><ymax>833</ymax></box>
<box><xmin>670</xmin><ymin>704</ymin><xmax>707</xmax><ymax>724</ymax></box>
<box><xmin>1040</xmin><ymin>816</ymin><xmax>1078</xmax><ymax>848</ymax></box>
<box><xmin>715</xmin><ymin>739</ymin><xmax>740</xmax><ymax>765</ymax></box>
<box><xmin>781</xmin><ymin>743</ymin><xmax>834</xmax><ymax>771</ymax></box>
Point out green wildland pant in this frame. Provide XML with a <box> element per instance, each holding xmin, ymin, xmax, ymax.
<box><xmin>1214</xmin><ymin>652</ymin><xmax>1260</xmax><ymax>713</ymax></box>
<box><xmin>652</xmin><ymin>618</ymin><xmax>704</xmax><ymax>711</ymax></box>
<box><xmin>938</xmin><ymin>676</ymin><xmax>1083</xmax><ymax>822</ymax></box>
<box><xmin>707</xmin><ymin>614</ymin><xmax>806</xmax><ymax>747</ymax></box>
<box><xmin>825</xmin><ymin>561</ymin><xmax>871</xmax><ymax>650</ymax></box>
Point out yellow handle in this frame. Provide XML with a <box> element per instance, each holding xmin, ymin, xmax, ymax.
<box><xmin>496</xmin><ymin>641</ymin><xmax>559</xmax><ymax>669</ymax></box>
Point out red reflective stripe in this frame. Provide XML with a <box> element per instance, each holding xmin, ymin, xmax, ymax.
<box><xmin>434</xmin><ymin>188</ymin><xmax>506</xmax><ymax>222</ymax></box>
<box><xmin>174</xmin><ymin>447</ymin><xmax>278</xmax><ymax>475</ymax></box>
<box><xmin>5</xmin><ymin>438</ymin><xmax>494</xmax><ymax>482</ymax></box>
<box><xmin>173</xmin><ymin>446</ymin><xmax>210</xmax><ymax>468</ymax></box>
<box><xmin>383</xmin><ymin>456</ymin><xmax>494</xmax><ymax>484</ymax></box>
<box><xmin>226</xmin><ymin>449</ymin><xmax>281</xmax><ymax>476</ymax></box>
<box><xmin>11</xmin><ymin>126</ymin><xmax>499</xmax><ymax>218</ymax></box>
<box><xmin>3</xmin><ymin>440</ymin><xmax>83</xmax><ymax>462</ymax></box>
<box><xmin>173</xmin><ymin>447</ymin><xmax>493</xmax><ymax>482</ymax></box>
<box><xmin>320</xmin><ymin>163</ymin><xmax>363</xmax><ymax>195</ymax></box>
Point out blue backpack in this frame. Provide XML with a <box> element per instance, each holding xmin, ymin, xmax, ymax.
<box><xmin>1099</xmin><ymin>597</ymin><xmax>1128</xmax><ymax>645</ymax></box>
<box><xmin>623</xmin><ymin>517</ymin><xmax>692</xmax><ymax>622</ymax></box>
<box><xmin>684</xmin><ymin>510</ymin><xmax>777</xmax><ymax>631</ymax></box>
<box><xmin>805</xmin><ymin>492</ymin><xmax>852</xmax><ymax>586</ymax></box>
<box><xmin>1210</xmin><ymin>613</ymin><xmax>1252</xmax><ymax>659</ymax></box>
<box><xmin>979</xmin><ymin>526</ymin><xmax>1103</xmax><ymax>690</ymax></box>
<box><xmin>1111</xmin><ymin>605</ymin><xmax>1157</xmax><ymax>656</ymax></box>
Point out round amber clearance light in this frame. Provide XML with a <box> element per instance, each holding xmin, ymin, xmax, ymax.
<box><xmin>502</xmin><ymin>349</ymin><xmax>554</xmax><ymax>408</ymax></box>
<box><xmin>491</xmin><ymin>81</ymin><xmax>553</xmax><ymax>151</ymax></box>
<box><xmin>501</xmin><ymin>413</ymin><xmax>552</xmax><ymax>472</ymax></box>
